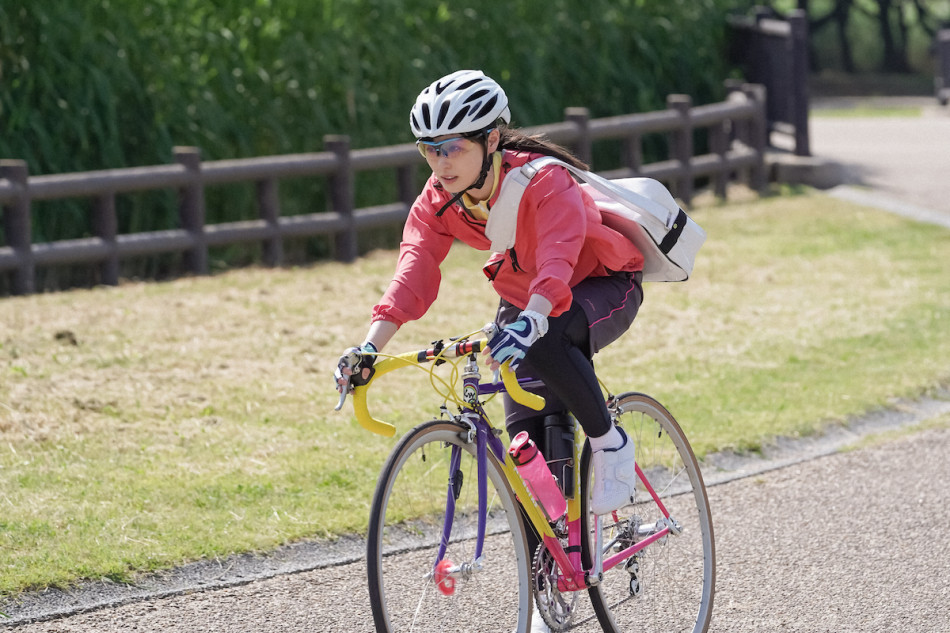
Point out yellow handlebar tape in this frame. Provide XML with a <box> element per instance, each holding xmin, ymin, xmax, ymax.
<box><xmin>352</xmin><ymin>356</ymin><xmax>545</xmax><ymax>437</ymax></box>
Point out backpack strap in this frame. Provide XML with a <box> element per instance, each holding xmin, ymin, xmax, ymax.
<box><xmin>484</xmin><ymin>162</ymin><xmax>533</xmax><ymax>253</ymax></box>
<box><xmin>485</xmin><ymin>156</ymin><xmax>682</xmax><ymax>254</ymax></box>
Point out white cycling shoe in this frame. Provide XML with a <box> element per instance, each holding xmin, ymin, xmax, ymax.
<box><xmin>512</xmin><ymin>606</ymin><xmax>550</xmax><ymax>633</ymax></box>
<box><xmin>590</xmin><ymin>427</ymin><xmax>637</xmax><ymax>516</ymax></box>
<box><xmin>531</xmin><ymin>605</ymin><xmax>551</xmax><ymax>633</ymax></box>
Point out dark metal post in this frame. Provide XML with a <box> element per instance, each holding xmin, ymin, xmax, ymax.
<box><xmin>174</xmin><ymin>147</ymin><xmax>208</xmax><ymax>275</ymax></box>
<box><xmin>789</xmin><ymin>10</ymin><xmax>811</xmax><ymax>156</ymax></box>
<box><xmin>256</xmin><ymin>178</ymin><xmax>282</xmax><ymax>267</ymax></box>
<box><xmin>667</xmin><ymin>94</ymin><xmax>694</xmax><ymax>205</ymax></box>
<box><xmin>753</xmin><ymin>5</ymin><xmax>771</xmax><ymax>23</ymax></box>
<box><xmin>565</xmin><ymin>108</ymin><xmax>592</xmax><ymax>167</ymax></box>
<box><xmin>938</xmin><ymin>29</ymin><xmax>950</xmax><ymax>106</ymax></box>
<box><xmin>326</xmin><ymin>135</ymin><xmax>357</xmax><ymax>262</ymax></box>
<box><xmin>93</xmin><ymin>192</ymin><xmax>119</xmax><ymax>285</ymax></box>
<box><xmin>1</xmin><ymin>160</ymin><xmax>35</xmax><ymax>295</ymax></box>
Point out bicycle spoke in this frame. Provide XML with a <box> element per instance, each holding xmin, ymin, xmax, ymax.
<box><xmin>583</xmin><ymin>394</ymin><xmax>715</xmax><ymax>633</ymax></box>
<box><xmin>367</xmin><ymin>421</ymin><xmax>532</xmax><ymax>632</ymax></box>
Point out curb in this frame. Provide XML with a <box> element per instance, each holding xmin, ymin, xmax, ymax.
<box><xmin>825</xmin><ymin>185</ymin><xmax>950</xmax><ymax>230</ymax></box>
<box><xmin>766</xmin><ymin>150</ymin><xmax>849</xmax><ymax>190</ymax></box>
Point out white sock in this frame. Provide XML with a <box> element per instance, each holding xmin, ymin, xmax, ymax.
<box><xmin>588</xmin><ymin>425</ymin><xmax>624</xmax><ymax>452</ymax></box>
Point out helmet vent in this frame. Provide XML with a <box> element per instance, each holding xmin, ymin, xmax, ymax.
<box><xmin>457</xmin><ymin>77</ymin><xmax>481</xmax><ymax>91</ymax></box>
<box><xmin>448</xmin><ymin>105</ymin><xmax>471</xmax><ymax>130</ymax></box>
<box><xmin>465</xmin><ymin>88</ymin><xmax>489</xmax><ymax>104</ymax></box>
<box><xmin>436</xmin><ymin>101</ymin><xmax>451</xmax><ymax>128</ymax></box>
<box><xmin>473</xmin><ymin>94</ymin><xmax>499</xmax><ymax>121</ymax></box>
<box><xmin>420</xmin><ymin>103</ymin><xmax>431</xmax><ymax>129</ymax></box>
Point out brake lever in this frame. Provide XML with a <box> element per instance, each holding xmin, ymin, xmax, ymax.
<box><xmin>334</xmin><ymin>389</ymin><xmax>348</xmax><ymax>411</ymax></box>
<box><xmin>482</xmin><ymin>323</ymin><xmax>502</xmax><ymax>383</ymax></box>
<box><xmin>333</xmin><ymin>349</ymin><xmax>362</xmax><ymax>412</ymax></box>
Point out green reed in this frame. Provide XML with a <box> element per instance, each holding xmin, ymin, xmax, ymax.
<box><xmin>0</xmin><ymin>0</ymin><xmax>754</xmax><ymax>287</ymax></box>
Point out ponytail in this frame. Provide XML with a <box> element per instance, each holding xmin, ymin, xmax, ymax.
<box><xmin>497</xmin><ymin>126</ymin><xmax>589</xmax><ymax>171</ymax></box>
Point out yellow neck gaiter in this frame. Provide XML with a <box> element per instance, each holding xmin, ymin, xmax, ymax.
<box><xmin>462</xmin><ymin>152</ymin><xmax>502</xmax><ymax>221</ymax></box>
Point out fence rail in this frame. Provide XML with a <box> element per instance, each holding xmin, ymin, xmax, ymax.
<box><xmin>938</xmin><ymin>29</ymin><xmax>950</xmax><ymax>106</ymax></box>
<box><xmin>1</xmin><ymin>87</ymin><xmax>767</xmax><ymax>296</ymax></box>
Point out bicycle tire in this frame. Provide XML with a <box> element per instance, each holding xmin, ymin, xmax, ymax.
<box><xmin>367</xmin><ymin>419</ymin><xmax>533</xmax><ymax>632</ymax></box>
<box><xmin>582</xmin><ymin>392</ymin><xmax>716</xmax><ymax>633</ymax></box>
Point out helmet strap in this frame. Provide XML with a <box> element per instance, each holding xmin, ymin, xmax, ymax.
<box><xmin>435</xmin><ymin>133</ymin><xmax>493</xmax><ymax>217</ymax></box>
<box><xmin>435</xmin><ymin>189</ymin><xmax>466</xmax><ymax>218</ymax></box>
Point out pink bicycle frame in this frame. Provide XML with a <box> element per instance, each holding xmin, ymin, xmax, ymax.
<box><xmin>429</xmin><ymin>364</ymin><xmax>679</xmax><ymax>593</ymax></box>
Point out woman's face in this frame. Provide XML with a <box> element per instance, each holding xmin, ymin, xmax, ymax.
<box><xmin>420</xmin><ymin>130</ymin><xmax>500</xmax><ymax>196</ymax></box>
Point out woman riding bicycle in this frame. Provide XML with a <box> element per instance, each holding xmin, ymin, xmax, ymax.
<box><xmin>335</xmin><ymin>69</ymin><xmax>643</xmax><ymax>519</ymax></box>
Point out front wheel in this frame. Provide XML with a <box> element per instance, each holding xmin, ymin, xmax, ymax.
<box><xmin>367</xmin><ymin>420</ymin><xmax>533</xmax><ymax>632</ymax></box>
<box><xmin>582</xmin><ymin>393</ymin><xmax>716</xmax><ymax>633</ymax></box>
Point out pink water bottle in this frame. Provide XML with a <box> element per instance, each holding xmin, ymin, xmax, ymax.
<box><xmin>508</xmin><ymin>431</ymin><xmax>567</xmax><ymax>522</ymax></box>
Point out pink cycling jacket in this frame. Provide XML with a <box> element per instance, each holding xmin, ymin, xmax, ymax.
<box><xmin>371</xmin><ymin>150</ymin><xmax>644</xmax><ymax>326</ymax></box>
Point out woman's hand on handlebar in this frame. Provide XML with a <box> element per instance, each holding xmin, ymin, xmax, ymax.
<box><xmin>334</xmin><ymin>342</ymin><xmax>378</xmax><ymax>394</ymax></box>
<box><xmin>482</xmin><ymin>310</ymin><xmax>548</xmax><ymax>372</ymax></box>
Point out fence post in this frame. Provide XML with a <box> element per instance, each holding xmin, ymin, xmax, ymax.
<box><xmin>744</xmin><ymin>84</ymin><xmax>769</xmax><ymax>191</ymax></box>
<box><xmin>789</xmin><ymin>9</ymin><xmax>811</xmax><ymax>156</ymax></box>
<box><xmin>667</xmin><ymin>94</ymin><xmax>694</xmax><ymax>205</ymax></box>
<box><xmin>621</xmin><ymin>134</ymin><xmax>643</xmax><ymax>176</ymax></box>
<box><xmin>938</xmin><ymin>29</ymin><xmax>950</xmax><ymax>106</ymax></box>
<box><xmin>325</xmin><ymin>135</ymin><xmax>357</xmax><ymax>262</ymax></box>
<box><xmin>709</xmin><ymin>120</ymin><xmax>729</xmax><ymax>199</ymax></box>
<box><xmin>565</xmin><ymin>108</ymin><xmax>592</xmax><ymax>167</ymax></box>
<box><xmin>725</xmin><ymin>79</ymin><xmax>751</xmax><ymax>152</ymax></box>
<box><xmin>397</xmin><ymin>164</ymin><xmax>418</xmax><ymax>210</ymax></box>
<box><xmin>93</xmin><ymin>192</ymin><xmax>119</xmax><ymax>285</ymax></box>
<box><xmin>174</xmin><ymin>147</ymin><xmax>208</xmax><ymax>275</ymax></box>
<box><xmin>1</xmin><ymin>160</ymin><xmax>35</xmax><ymax>295</ymax></box>
<box><xmin>256</xmin><ymin>178</ymin><xmax>283</xmax><ymax>267</ymax></box>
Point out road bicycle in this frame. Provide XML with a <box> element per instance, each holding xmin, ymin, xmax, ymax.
<box><xmin>337</xmin><ymin>327</ymin><xmax>715</xmax><ymax>632</ymax></box>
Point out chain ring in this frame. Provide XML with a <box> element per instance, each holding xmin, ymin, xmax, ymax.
<box><xmin>532</xmin><ymin>543</ymin><xmax>578</xmax><ymax>631</ymax></box>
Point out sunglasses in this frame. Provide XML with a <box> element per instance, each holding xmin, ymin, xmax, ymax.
<box><xmin>416</xmin><ymin>136</ymin><xmax>473</xmax><ymax>160</ymax></box>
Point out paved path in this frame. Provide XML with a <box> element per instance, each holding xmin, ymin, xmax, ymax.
<box><xmin>5</xmin><ymin>423</ymin><xmax>950</xmax><ymax>632</ymax></box>
<box><xmin>809</xmin><ymin>98</ymin><xmax>950</xmax><ymax>225</ymax></box>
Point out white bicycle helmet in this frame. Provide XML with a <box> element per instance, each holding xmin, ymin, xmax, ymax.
<box><xmin>410</xmin><ymin>70</ymin><xmax>511</xmax><ymax>139</ymax></box>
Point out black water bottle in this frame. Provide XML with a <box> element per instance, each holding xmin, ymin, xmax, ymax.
<box><xmin>543</xmin><ymin>413</ymin><xmax>575</xmax><ymax>498</ymax></box>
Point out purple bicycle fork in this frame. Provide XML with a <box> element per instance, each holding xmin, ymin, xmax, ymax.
<box><xmin>434</xmin><ymin>374</ymin><xmax>508</xmax><ymax>568</ymax></box>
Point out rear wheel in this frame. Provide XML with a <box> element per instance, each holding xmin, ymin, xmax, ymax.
<box><xmin>582</xmin><ymin>393</ymin><xmax>715</xmax><ymax>633</ymax></box>
<box><xmin>367</xmin><ymin>420</ymin><xmax>532</xmax><ymax>632</ymax></box>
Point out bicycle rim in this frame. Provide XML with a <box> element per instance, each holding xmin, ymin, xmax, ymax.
<box><xmin>367</xmin><ymin>420</ymin><xmax>532</xmax><ymax>633</ymax></box>
<box><xmin>583</xmin><ymin>393</ymin><xmax>716</xmax><ymax>633</ymax></box>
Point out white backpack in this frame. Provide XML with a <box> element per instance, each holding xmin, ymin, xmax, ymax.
<box><xmin>485</xmin><ymin>156</ymin><xmax>706</xmax><ymax>282</ymax></box>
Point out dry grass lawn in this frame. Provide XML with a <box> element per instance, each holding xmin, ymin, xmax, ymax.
<box><xmin>1</xmin><ymin>186</ymin><xmax>949</xmax><ymax>595</ymax></box>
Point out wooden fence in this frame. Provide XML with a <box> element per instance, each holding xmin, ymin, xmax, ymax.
<box><xmin>938</xmin><ymin>29</ymin><xmax>950</xmax><ymax>106</ymax></box>
<box><xmin>727</xmin><ymin>8</ymin><xmax>810</xmax><ymax>156</ymax></box>
<box><xmin>1</xmin><ymin>88</ymin><xmax>767</xmax><ymax>296</ymax></box>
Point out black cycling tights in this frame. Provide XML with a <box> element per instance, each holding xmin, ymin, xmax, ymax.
<box><xmin>505</xmin><ymin>301</ymin><xmax>613</xmax><ymax>558</ymax></box>
<box><xmin>509</xmin><ymin>301</ymin><xmax>613</xmax><ymax>442</ymax></box>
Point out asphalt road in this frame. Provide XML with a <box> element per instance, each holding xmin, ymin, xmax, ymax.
<box><xmin>809</xmin><ymin>97</ymin><xmax>950</xmax><ymax>226</ymax></box>
<box><xmin>5</xmin><ymin>421</ymin><xmax>950</xmax><ymax>632</ymax></box>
